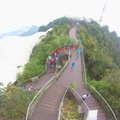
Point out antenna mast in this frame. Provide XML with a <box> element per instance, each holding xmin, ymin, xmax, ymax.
<box><xmin>99</xmin><ymin>0</ymin><xmax>107</xmax><ymax>24</ymax></box>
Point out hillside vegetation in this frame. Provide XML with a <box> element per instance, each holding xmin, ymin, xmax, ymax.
<box><xmin>0</xmin><ymin>83</ymin><xmax>35</xmax><ymax>120</ymax></box>
<box><xmin>39</xmin><ymin>17</ymin><xmax>69</xmax><ymax>32</ymax></box>
<box><xmin>16</xmin><ymin>17</ymin><xmax>71</xmax><ymax>85</ymax></box>
<box><xmin>77</xmin><ymin>20</ymin><xmax>120</xmax><ymax>118</ymax></box>
<box><xmin>0</xmin><ymin>17</ymin><xmax>120</xmax><ymax>119</ymax></box>
<box><xmin>0</xmin><ymin>17</ymin><xmax>71</xmax><ymax>120</ymax></box>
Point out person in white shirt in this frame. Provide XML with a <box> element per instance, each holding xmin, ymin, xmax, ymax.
<box><xmin>82</xmin><ymin>94</ymin><xmax>90</xmax><ymax>101</ymax></box>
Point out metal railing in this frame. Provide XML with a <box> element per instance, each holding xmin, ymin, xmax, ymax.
<box><xmin>25</xmin><ymin>50</ymin><xmax>71</xmax><ymax>120</ymax></box>
<box><xmin>57</xmin><ymin>87</ymin><xmax>90</xmax><ymax>120</ymax></box>
<box><xmin>71</xmin><ymin>88</ymin><xmax>89</xmax><ymax>120</ymax></box>
<box><xmin>17</xmin><ymin>52</ymin><xmax>49</xmax><ymax>87</ymax></box>
<box><xmin>58</xmin><ymin>88</ymin><xmax>69</xmax><ymax>120</ymax></box>
<box><xmin>79</xmin><ymin>38</ymin><xmax>117</xmax><ymax>120</ymax></box>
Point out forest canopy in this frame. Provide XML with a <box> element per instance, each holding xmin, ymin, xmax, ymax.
<box><xmin>0</xmin><ymin>17</ymin><xmax>71</xmax><ymax>120</ymax></box>
<box><xmin>0</xmin><ymin>17</ymin><xmax>120</xmax><ymax>119</ymax></box>
<box><xmin>77</xmin><ymin>19</ymin><xmax>120</xmax><ymax>118</ymax></box>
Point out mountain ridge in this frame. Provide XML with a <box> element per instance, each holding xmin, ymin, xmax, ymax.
<box><xmin>0</xmin><ymin>25</ymin><xmax>39</xmax><ymax>39</ymax></box>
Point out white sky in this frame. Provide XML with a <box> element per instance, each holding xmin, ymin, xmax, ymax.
<box><xmin>0</xmin><ymin>0</ymin><xmax>120</xmax><ymax>35</ymax></box>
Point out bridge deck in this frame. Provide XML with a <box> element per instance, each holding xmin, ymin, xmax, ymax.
<box><xmin>28</xmin><ymin>27</ymin><xmax>106</xmax><ymax>120</ymax></box>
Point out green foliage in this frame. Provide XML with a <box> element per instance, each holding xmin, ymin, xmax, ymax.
<box><xmin>69</xmin><ymin>82</ymin><xmax>76</xmax><ymax>89</ymax></box>
<box><xmin>89</xmin><ymin>80</ymin><xmax>120</xmax><ymax>117</ymax></box>
<box><xmin>0</xmin><ymin>84</ymin><xmax>35</xmax><ymax>120</ymax></box>
<box><xmin>39</xmin><ymin>16</ymin><xmax>70</xmax><ymax>32</ymax></box>
<box><xmin>16</xmin><ymin>21</ymin><xmax>71</xmax><ymax>85</ymax></box>
<box><xmin>77</xmin><ymin>20</ymin><xmax>120</xmax><ymax>119</ymax></box>
<box><xmin>0</xmin><ymin>18</ymin><xmax>72</xmax><ymax>120</ymax></box>
<box><xmin>0</xmin><ymin>84</ymin><xmax>5</xmax><ymax>96</ymax></box>
<box><xmin>61</xmin><ymin>91</ymin><xmax>84</xmax><ymax>120</ymax></box>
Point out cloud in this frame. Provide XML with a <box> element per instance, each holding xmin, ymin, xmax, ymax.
<box><xmin>0</xmin><ymin>0</ymin><xmax>120</xmax><ymax>35</ymax></box>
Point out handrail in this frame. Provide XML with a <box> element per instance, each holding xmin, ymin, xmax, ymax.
<box><xmin>71</xmin><ymin>88</ymin><xmax>89</xmax><ymax>111</ymax></box>
<box><xmin>25</xmin><ymin>50</ymin><xmax>71</xmax><ymax>120</ymax></box>
<box><xmin>17</xmin><ymin>51</ymin><xmax>49</xmax><ymax>87</ymax></box>
<box><xmin>79</xmin><ymin>38</ymin><xmax>118</xmax><ymax>120</ymax></box>
<box><xmin>71</xmin><ymin>88</ymin><xmax>89</xmax><ymax>120</ymax></box>
<box><xmin>58</xmin><ymin>87</ymin><xmax>90</xmax><ymax>120</ymax></box>
<box><xmin>58</xmin><ymin>88</ymin><xmax>69</xmax><ymax>120</ymax></box>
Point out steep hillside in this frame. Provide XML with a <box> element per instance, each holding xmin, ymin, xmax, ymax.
<box><xmin>16</xmin><ymin>18</ymin><xmax>71</xmax><ymax>85</ymax></box>
<box><xmin>0</xmin><ymin>25</ymin><xmax>39</xmax><ymax>39</ymax></box>
<box><xmin>0</xmin><ymin>17</ymin><xmax>71</xmax><ymax>120</ymax></box>
<box><xmin>0</xmin><ymin>17</ymin><xmax>120</xmax><ymax>119</ymax></box>
<box><xmin>77</xmin><ymin>20</ymin><xmax>120</xmax><ymax>118</ymax></box>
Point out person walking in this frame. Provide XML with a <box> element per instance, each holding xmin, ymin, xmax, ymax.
<box><xmin>82</xmin><ymin>94</ymin><xmax>90</xmax><ymax>101</ymax></box>
<box><xmin>76</xmin><ymin>47</ymin><xmax>81</xmax><ymax>58</ymax></box>
<box><xmin>28</xmin><ymin>83</ymin><xmax>33</xmax><ymax>91</ymax></box>
<box><xmin>71</xmin><ymin>61</ymin><xmax>76</xmax><ymax>69</ymax></box>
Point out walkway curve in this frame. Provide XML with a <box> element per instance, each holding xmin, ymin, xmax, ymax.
<box><xmin>27</xmin><ymin>26</ymin><xmax>106</xmax><ymax>120</ymax></box>
<box><xmin>69</xmin><ymin>26</ymin><xmax>106</xmax><ymax>120</ymax></box>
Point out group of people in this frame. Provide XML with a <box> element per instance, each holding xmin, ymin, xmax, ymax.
<box><xmin>69</xmin><ymin>46</ymin><xmax>90</xmax><ymax>102</ymax></box>
<box><xmin>23</xmin><ymin>43</ymin><xmax>90</xmax><ymax>103</ymax></box>
<box><xmin>47</xmin><ymin>49</ymin><xmax>61</xmax><ymax>68</ymax></box>
<box><xmin>47</xmin><ymin>44</ymin><xmax>77</xmax><ymax>68</ymax></box>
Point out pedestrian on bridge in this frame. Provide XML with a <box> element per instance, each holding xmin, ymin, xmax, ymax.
<box><xmin>71</xmin><ymin>61</ymin><xmax>76</xmax><ymax>69</ymax></box>
<box><xmin>82</xmin><ymin>94</ymin><xmax>90</xmax><ymax>101</ymax></box>
<box><xmin>76</xmin><ymin>47</ymin><xmax>81</xmax><ymax>58</ymax></box>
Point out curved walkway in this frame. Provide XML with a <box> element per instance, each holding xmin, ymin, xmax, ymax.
<box><xmin>25</xmin><ymin>65</ymin><xmax>56</xmax><ymax>91</ymax></box>
<box><xmin>69</xmin><ymin>26</ymin><xmax>106</xmax><ymax>120</ymax></box>
<box><xmin>28</xmin><ymin>26</ymin><xmax>106</xmax><ymax>120</ymax></box>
